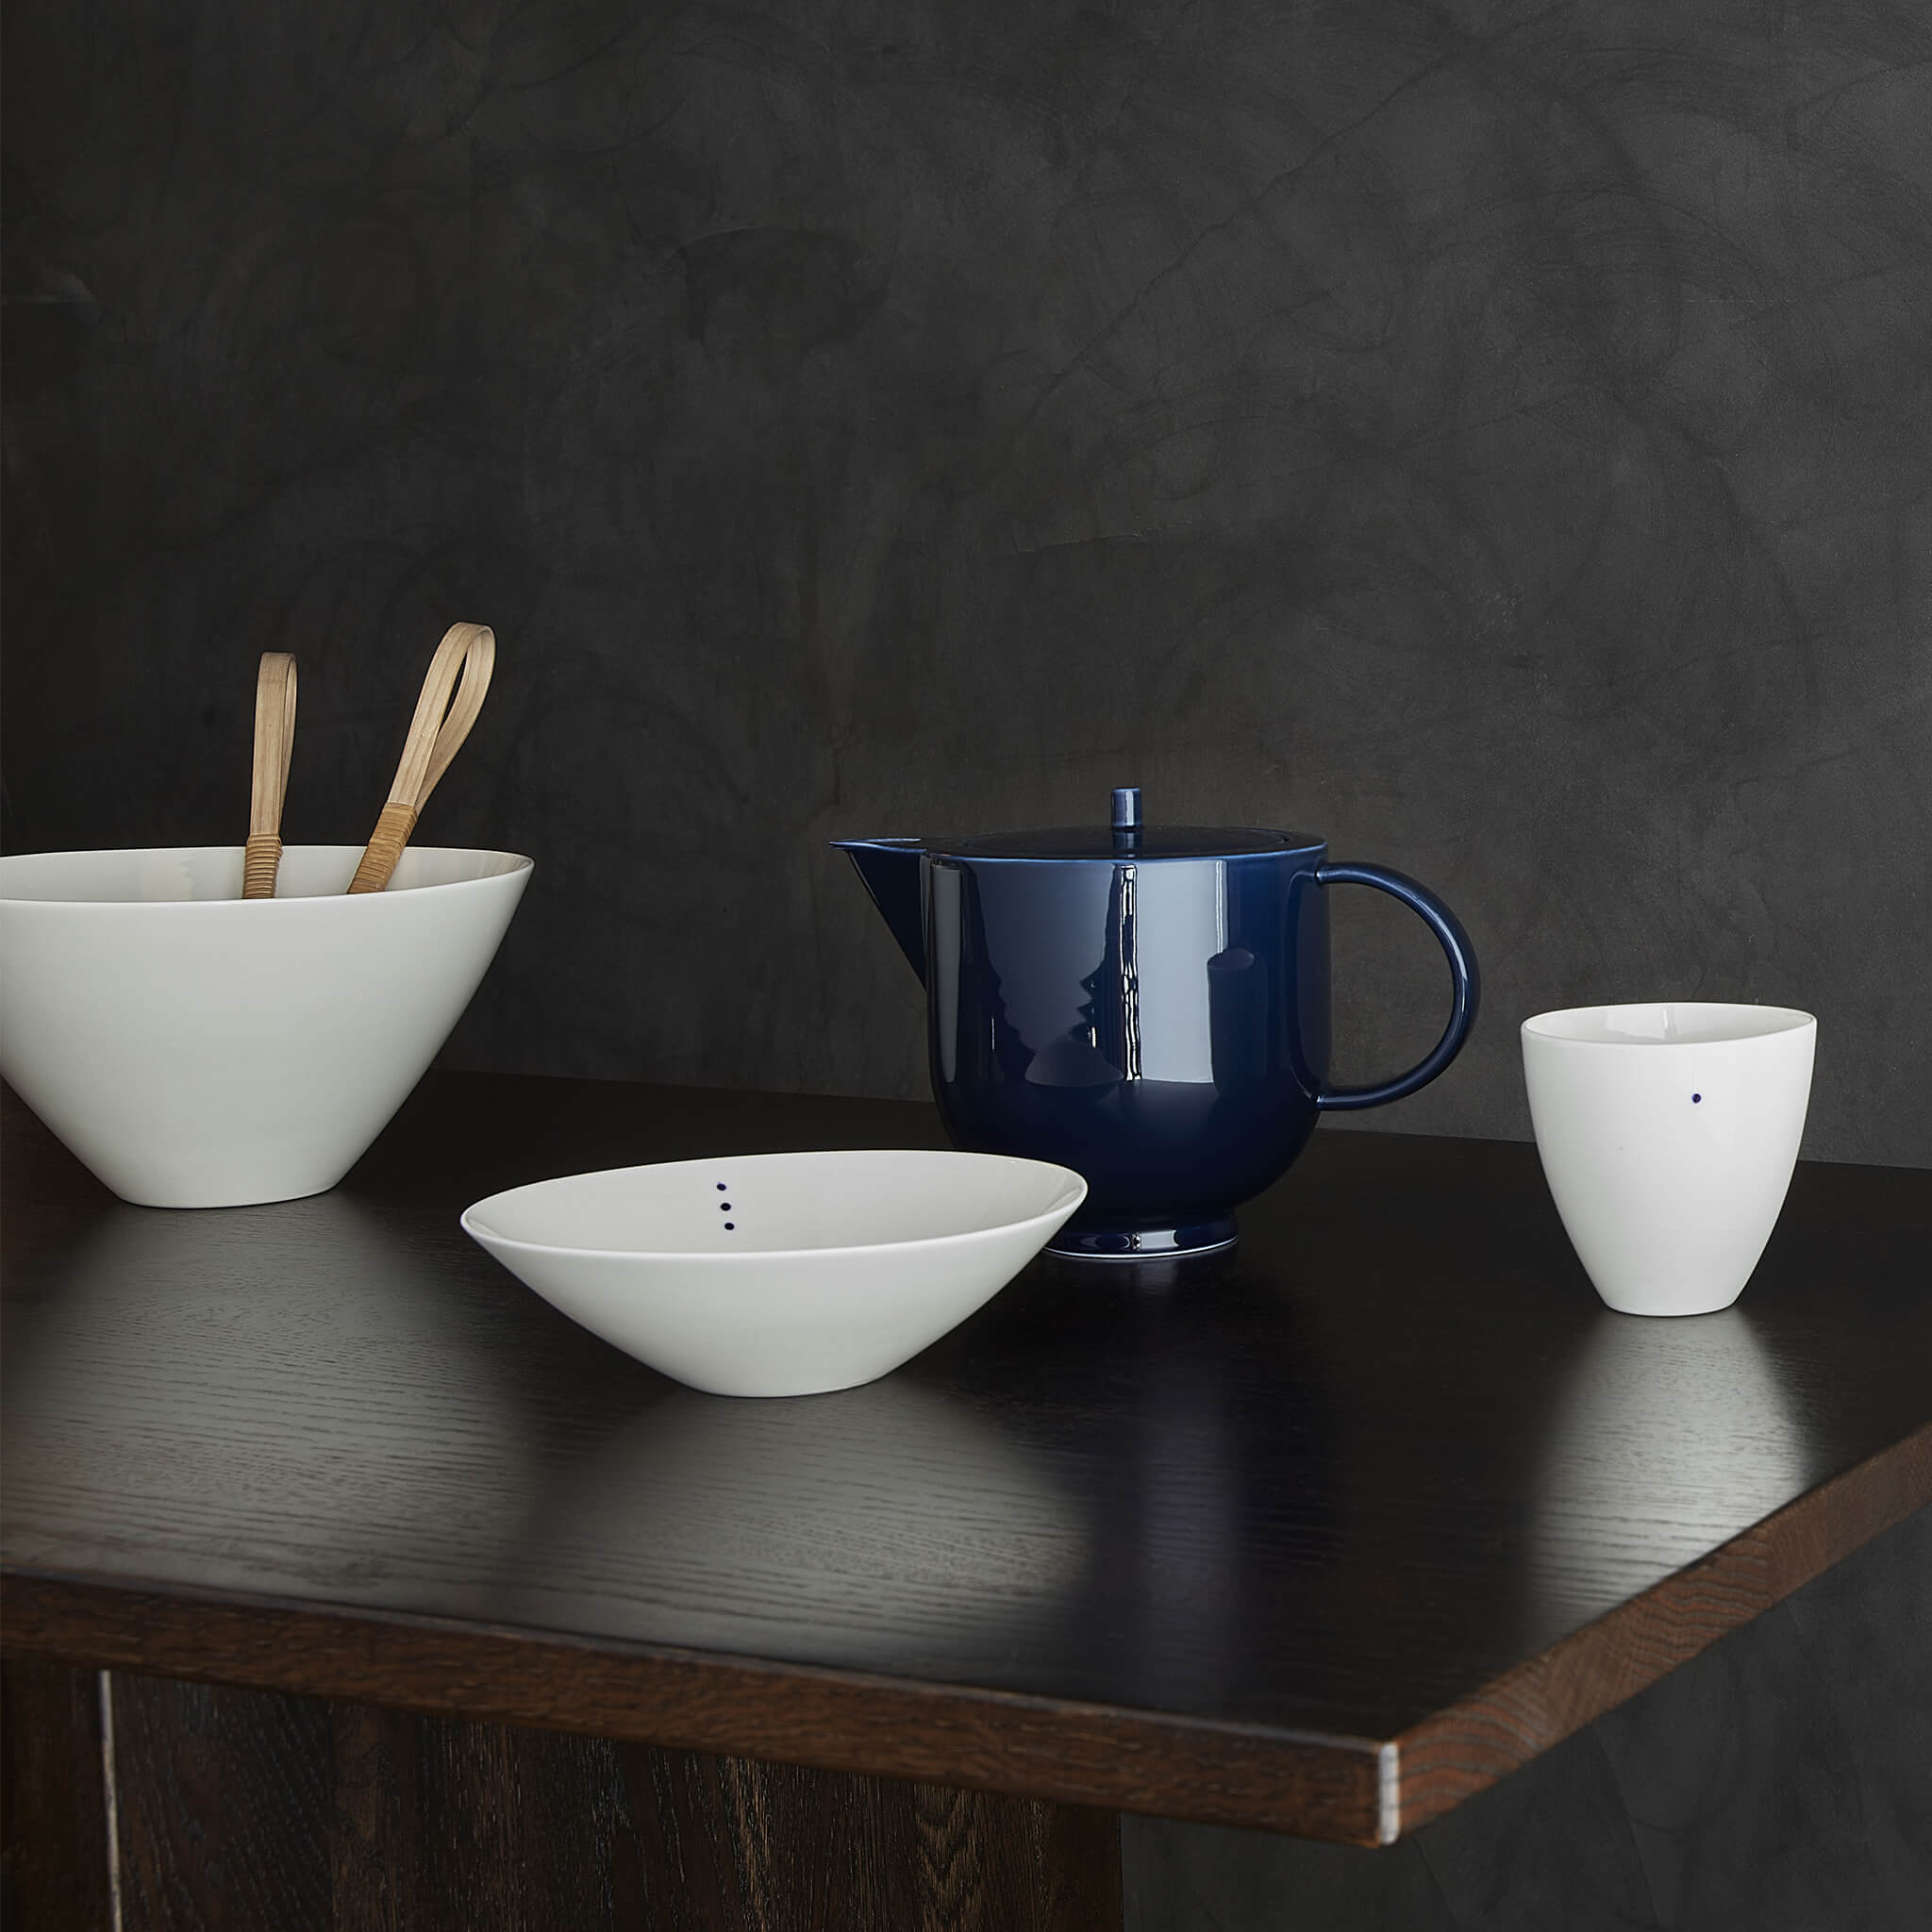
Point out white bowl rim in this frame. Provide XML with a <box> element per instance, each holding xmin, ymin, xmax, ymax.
<box><xmin>460</xmin><ymin>1149</ymin><xmax>1089</xmax><ymax>1264</ymax></box>
<box><xmin>1521</xmin><ymin>1000</ymin><xmax>1816</xmax><ymax>1045</ymax></box>
<box><xmin>0</xmin><ymin>843</ymin><xmax>534</xmax><ymax>905</ymax></box>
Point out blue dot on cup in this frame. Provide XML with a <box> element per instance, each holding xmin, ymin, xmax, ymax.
<box><xmin>1691</xmin><ymin>1092</ymin><xmax>1702</xmax><ymax>1104</ymax></box>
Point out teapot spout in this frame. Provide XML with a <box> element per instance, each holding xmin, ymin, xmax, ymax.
<box><xmin>832</xmin><ymin>839</ymin><xmax>926</xmax><ymax>983</ymax></box>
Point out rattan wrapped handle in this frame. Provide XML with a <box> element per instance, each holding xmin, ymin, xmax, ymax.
<box><xmin>242</xmin><ymin>653</ymin><xmax>297</xmax><ymax>900</ymax></box>
<box><xmin>347</xmin><ymin>623</ymin><xmax>495</xmax><ymax>894</ymax></box>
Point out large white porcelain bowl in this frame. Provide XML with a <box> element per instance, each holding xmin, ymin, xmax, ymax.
<box><xmin>0</xmin><ymin>844</ymin><xmax>531</xmax><ymax>1208</ymax></box>
<box><xmin>461</xmin><ymin>1150</ymin><xmax>1088</xmax><ymax>1396</ymax></box>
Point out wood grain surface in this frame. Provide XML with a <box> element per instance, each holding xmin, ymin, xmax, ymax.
<box><xmin>0</xmin><ymin>1658</ymin><xmax>114</xmax><ymax>1932</ymax></box>
<box><xmin>0</xmin><ymin>1577</ymin><xmax>1382</xmax><ymax>1845</ymax></box>
<box><xmin>1393</xmin><ymin>1419</ymin><xmax>1932</xmax><ymax>1835</ymax></box>
<box><xmin>8</xmin><ymin>1663</ymin><xmax>1119</xmax><ymax>1932</ymax></box>
<box><xmin>6</xmin><ymin>1073</ymin><xmax>1930</xmax><ymax>1844</ymax></box>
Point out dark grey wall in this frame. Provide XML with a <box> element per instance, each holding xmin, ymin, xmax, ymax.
<box><xmin>5</xmin><ymin>0</ymin><xmax>1930</xmax><ymax>1169</ymax></box>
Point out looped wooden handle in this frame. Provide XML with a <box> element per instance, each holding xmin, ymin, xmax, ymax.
<box><xmin>242</xmin><ymin>653</ymin><xmax>298</xmax><ymax>900</ymax></box>
<box><xmin>347</xmin><ymin>623</ymin><xmax>495</xmax><ymax>895</ymax></box>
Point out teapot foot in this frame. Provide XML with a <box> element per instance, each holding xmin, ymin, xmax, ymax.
<box><xmin>1046</xmin><ymin>1217</ymin><xmax>1237</xmax><ymax>1262</ymax></box>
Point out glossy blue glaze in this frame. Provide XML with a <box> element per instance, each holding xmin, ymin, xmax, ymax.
<box><xmin>835</xmin><ymin>792</ymin><xmax>1477</xmax><ymax>1258</ymax></box>
<box><xmin>1310</xmin><ymin>862</ymin><xmax>1481</xmax><ymax>1109</ymax></box>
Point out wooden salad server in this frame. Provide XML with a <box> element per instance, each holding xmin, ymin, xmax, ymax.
<box><xmin>347</xmin><ymin>622</ymin><xmax>495</xmax><ymax>894</ymax></box>
<box><xmin>242</xmin><ymin>651</ymin><xmax>298</xmax><ymax>900</ymax></box>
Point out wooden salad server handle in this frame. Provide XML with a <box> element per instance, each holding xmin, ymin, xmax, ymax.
<box><xmin>347</xmin><ymin>623</ymin><xmax>495</xmax><ymax>895</ymax></box>
<box><xmin>242</xmin><ymin>652</ymin><xmax>298</xmax><ymax>900</ymax></box>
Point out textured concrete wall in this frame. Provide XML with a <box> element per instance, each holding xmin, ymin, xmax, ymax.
<box><xmin>5</xmin><ymin>0</ymin><xmax>1929</xmax><ymax>1163</ymax></box>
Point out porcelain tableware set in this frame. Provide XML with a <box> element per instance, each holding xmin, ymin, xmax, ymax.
<box><xmin>2</xmin><ymin>649</ymin><xmax>1817</xmax><ymax>1394</ymax></box>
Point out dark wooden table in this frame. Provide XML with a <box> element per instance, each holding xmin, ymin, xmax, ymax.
<box><xmin>4</xmin><ymin>1073</ymin><xmax>1928</xmax><ymax>1930</ymax></box>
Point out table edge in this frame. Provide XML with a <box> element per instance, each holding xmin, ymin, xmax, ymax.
<box><xmin>1391</xmin><ymin>1418</ymin><xmax>1932</xmax><ymax>1837</ymax></box>
<box><xmin>0</xmin><ymin>1572</ymin><xmax>1391</xmax><ymax>1844</ymax></box>
<box><xmin>7</xmin><ymin>1417</ymin><xmax>1925</xmax><ymax>1847</ymax></box>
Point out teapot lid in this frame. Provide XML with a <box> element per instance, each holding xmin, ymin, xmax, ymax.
<box><xmin>938</xmin><ymin>788</ymin><xmax>1320</xmax><ymax>861</ymax></box>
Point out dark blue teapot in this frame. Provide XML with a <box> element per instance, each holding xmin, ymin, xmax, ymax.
<box><xmin>837</xmin><ymin>789</ymin><xmax>1477</xmax><ymax>1260</ymax></box>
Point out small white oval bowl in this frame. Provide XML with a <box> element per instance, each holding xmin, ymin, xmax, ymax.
<box><xmin>1522</xmin><ymin>1000</ymin><xmax>1817</xmax><ymax>1316</ymax></box>
<box><xmin>461</xmin><ymin>1150</ymin><xmax>1088</xmax><ymax>1397</ymax></box>
<box><xmin>0</xmin><ymin>844</ymin><xmax>531</xmax><ymax>1208</ymax></box>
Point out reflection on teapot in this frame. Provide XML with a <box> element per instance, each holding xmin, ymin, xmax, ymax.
<box><xmin>839</xmin><ymin>787</ymin><xmax>1478</xmax><ymax>1260</ymax></box>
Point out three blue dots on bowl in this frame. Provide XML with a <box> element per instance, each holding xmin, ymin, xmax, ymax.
<box><xmin>717</xmin><ymin>1181</ymin><xmax>734</xmax><ymax>1230</ymax></box>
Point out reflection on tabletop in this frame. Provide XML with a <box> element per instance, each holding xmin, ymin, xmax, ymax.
<box><xmin>1526</xmin><ymin>1307</ymin><xmax>1811</xmax><ymax>1645</ymax></box>
<box><xmin>500</xmin><ymin>1377</ymin><xmax>1089</xmax><ymax>1666</ymax></box>
<box><xmin>8</xmin><ymin>1099</ymin><xmax>1917</xmax><ymax>1741</ymax></box>
<box><xmin>2</xmin><ymin>1193</ymin><xmax>542</xmax><ymax>1607</ymax></box>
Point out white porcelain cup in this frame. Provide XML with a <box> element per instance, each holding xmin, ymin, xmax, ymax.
<box><xmin>1521</xmin><ymin>1002</ymin><xmax>1817</xmax><ymax>1317</ymax></box>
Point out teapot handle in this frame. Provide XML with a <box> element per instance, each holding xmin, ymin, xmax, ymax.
<box><xmin>1313</xmin><ymin>863</ymin><xmax>1480</xmax><ymax>1111</ymax></box>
